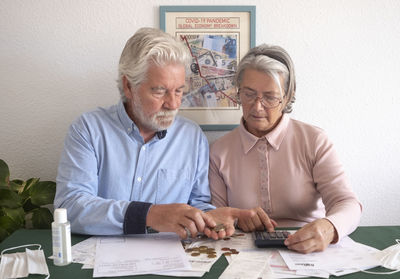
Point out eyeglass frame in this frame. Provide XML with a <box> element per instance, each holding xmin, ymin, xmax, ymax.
<box><xmin>237</xmin><ymin>88</ymin><xmax>283</xmax><ymax>109</ymax></box>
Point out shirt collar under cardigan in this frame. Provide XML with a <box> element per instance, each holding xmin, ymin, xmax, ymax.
<box><xmin>238</xmin><ymin>113</ymin><xmax>290</xmax><ymax>154</ymax></box>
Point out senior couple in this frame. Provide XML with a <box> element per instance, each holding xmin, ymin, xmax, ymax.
<box><xmin>55</xmin><ymin>27</ymin><xmax>361</xmax><ymax>254</ymax></box>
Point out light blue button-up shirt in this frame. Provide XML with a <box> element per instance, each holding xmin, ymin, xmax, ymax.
<box><xmin>55</xmin><ymin>101</ymin><xmax>214</xmax><ymax>235</ymax></box>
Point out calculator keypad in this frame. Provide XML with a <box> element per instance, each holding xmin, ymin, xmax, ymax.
<box><xmin>254</xmin><ymin>231</ymin><xmax>290</xmax><ymax>248</ymax></box>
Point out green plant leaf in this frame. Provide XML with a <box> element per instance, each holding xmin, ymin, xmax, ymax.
<box><xmin>31</xmin><ymin>208</ymin><xmax>53</xmax><ymax>229</ymax></box>
<box><xmin>22</xmin><ymin>198</ymin><xmax>38</xmax><ymax>212</ymax></box>
<box><xmin>3</xmin><ymin>207</ymin><xmax>25</xmax><ymax>227</ymax></box>
<box><xmin>23</xmin><ymin>177</ymin><xmax>40</xmax><ymax>193</ymax></box>
<box><xmin>0</xmin><ymin>189</ymin><xmax>22</xmax><ymax>208</ymax></box>
<box><xmin>30</xmin><ymin>181</ymin><xmax>56</xmax><ymax>206</ymax></box>
<box><xmin>9</xmin><ymin>180</ymin><xmax>24</xmax><ymax>193</ymax></box>
<box><xmin>0</xmin><ymin>215</ymin><xmax>20</xmax><ymax>234</ymax></box>
<box><xmin>0</xmin><ymin>159</ymin><xmax>10</xmax><ymax>187</ymax></box>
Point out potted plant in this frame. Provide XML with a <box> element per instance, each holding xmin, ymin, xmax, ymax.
<box><xmin>0</xmin><ymin>159</ymin><xmax>56</xmax><ymax>242</ymax></box>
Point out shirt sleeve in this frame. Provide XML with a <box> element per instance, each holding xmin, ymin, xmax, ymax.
<box><xmin>186</xmin><ymin>132</ymin><xmax>215</xmax><ymax>212</ymax></box>
<box><xmin>54</xmin><ymin>118</ymin><xmax>151</xmax><ymax>235</ymax></box>
<box><xmin>209</xmin><ymin>145</ymin><xmax>229</xmax><ymax>207</ymax></box>
<box><xmin>312</xmin><ymin>131</ymin><xmax>362</xmax><ymax>241</ymax></box>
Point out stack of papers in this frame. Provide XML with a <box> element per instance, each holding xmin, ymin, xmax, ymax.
<box><xmin>69</xmin><ymin>231</ymin><xmax>381</xmax><ymax>278</ymax></box>
<box><xmin>278</xmin><ymin>237</ymin><xmax>380</xmax><ymax>278</ymax></box>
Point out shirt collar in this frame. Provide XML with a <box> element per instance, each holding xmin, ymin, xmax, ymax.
<box><xmin>238</xmin><ymin>113</ymin><xmax>290</xmax><ymax>154</ymax></box>
<box><xmin>117</xmin><ymin>100</ymin><xmax>135</xmax><ymax>133</ymax></box>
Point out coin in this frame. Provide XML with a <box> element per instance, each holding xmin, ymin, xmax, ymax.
<box><xmin>191</xmin><ymin>252</ymin><xmax>201</xmax><ymax>257</ymax></box>
<box><xmin>207</xmin><ymin>254</ymin><xmax>217</xmax><ymax>258</ymax></box>
<box><xmin>185</xmin><ymin>248</ymin><xmax>194</xmax><ymax>253</ymax></box>
<box><xmin>223</xmin><ymin>252</ymin><xmax>232</xmax><ymax>256</ymax></box>
<box><xmin>212</xmin><ymin>223</ymin><xmax>225</xmax><ymax>232</ymax></box>
<box><xmin>221</xmin><ymin>247</ymin><xmax>231</xmax><ymax>251</ymax></box>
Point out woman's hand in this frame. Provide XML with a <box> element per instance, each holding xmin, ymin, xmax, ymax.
<box><xmin>237</xmin><ymin>206</ymin><xmax>277</xmax><ymax>232</ymax></box>
<box><xmin>284</xmin><ymin>218</ymin><xmax>338</xmax><ymax>254</ymax></box>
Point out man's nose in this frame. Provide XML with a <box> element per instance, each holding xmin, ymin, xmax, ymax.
<box><xmin>163</xmin><ymin>92</ymin><xmax>181</xmax><ymax>110</ymax></box>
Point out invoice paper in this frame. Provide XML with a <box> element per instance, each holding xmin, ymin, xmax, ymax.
<box><xmin>93</xmin><ymin>233</ymin><xmax>191</xmax><ymax>277</ymax></box>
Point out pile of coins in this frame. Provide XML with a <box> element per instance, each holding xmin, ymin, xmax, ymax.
<box><xmin>221</xmin><ymin>247</ymin><xmax>239</xmax><ymax>256</ymax></box>
<box><xmin>185</xmin><ymin>245</ymin><xmax>217</xmax><ymax>258</ymax></box>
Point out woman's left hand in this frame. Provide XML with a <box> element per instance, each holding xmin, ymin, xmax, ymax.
<box><xmin>284</xmin><ymin>218</ymin><xmax>338</xmax><ymax>254</ymax></box>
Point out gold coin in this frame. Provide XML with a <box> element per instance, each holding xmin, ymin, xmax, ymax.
<box><xmin>199</xmin><ymin>245</ymin><xmax>208</xmax><ymax>249</ymax></box>
<box><xmin>213</xmin><ymin>223</ymin><xmax>225</xmax><ymax>232</ymax></box>
<box><xmin>223</xmin><ymin>252</ymin><xmax>232</xmax><ymax>256</ymax></box>
<box><xmin>185</xmin><ymin>248</ymin><xmax>194</xmax><ymax>253</ymax></box>
<box><xmin>231</xmin><ymin>251</ymin><xmax>239</xmax><ymax>254</ymax></box>
<box><xmin>207</xmin><ymin>254</ymin><xmax>217</xmax><ymax>258</ymax></box>
<box><xmin>221</xmin><ymin>247</ymin><xmax>230</xmax><ymax>251</ymax></box>
<box><xmin>191</xmin><ymin>252</ymin><xmax>201</xmax><ymax>257</ymax></box>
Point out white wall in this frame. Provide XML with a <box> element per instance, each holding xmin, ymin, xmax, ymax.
<box><xmin>1</xmin><ymin>0</ymin><xmax>399</xmax><ymax>226</ymax></box>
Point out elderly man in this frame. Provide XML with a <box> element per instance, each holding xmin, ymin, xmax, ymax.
<box><xmin>55</xmin><ymin>27</ymin><xmax>247</xmax><ymax>239</ymax></box>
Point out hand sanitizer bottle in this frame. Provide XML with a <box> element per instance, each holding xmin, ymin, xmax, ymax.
<box><xmin>52</xmin><ymin>208</ymin><xmax>72</xmax><ymax>266</ymax></box>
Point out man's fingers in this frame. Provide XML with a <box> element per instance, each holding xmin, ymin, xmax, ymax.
<box><xmin>202</xmin><ymin>211</ymin><xmax>217</xmax><ymax>229</ymax></box>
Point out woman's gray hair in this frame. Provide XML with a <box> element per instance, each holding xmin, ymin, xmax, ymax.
<box><xmin>117</xmin><ymin>27</ymin><xmax>191</xmax><ymax>102</ymax></box>
<box><xmin>235</xmin><ymin>44</ymin><xmax>296</xmax><ymax>113</ymax></box>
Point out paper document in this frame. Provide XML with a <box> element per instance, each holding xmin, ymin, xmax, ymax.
<box><xmin>219</xmin><ymin>251</ymin><xmax>273</xmax><ymax>279</ymax></box>
<box><xmin>279</xmin><ymin>236</ymin><xmax>379</xmax><ymax>272</ymax></box>
<box><xmin>71</xmin><ymin>236</ymin><xmax>96</xmax><ymax>268</ymax></box>
<box><xmin>93</xmin><ymin>233</ymin><xmax>191</xmax><ymax>277</ymax></box>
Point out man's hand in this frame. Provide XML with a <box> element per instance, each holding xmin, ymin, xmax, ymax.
<box><xmin>284</xmin><ymin>218</ymin><xmax>338</xmax><ymax>254</ymax></box>
<box><xmin>236</xmin><ymin>207</ymin><xmax>277</xmax><ymax>232</ymax></box>
<box><xmin>146</xmin><ymin>203</ymin><xmax>216</xmax><ymax>239</ymax></box>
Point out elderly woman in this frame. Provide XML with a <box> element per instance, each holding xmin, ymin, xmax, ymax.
<box><xmin>209</xmin><ymin>44</ymin><xmax>362</xmax><ymax>253</ymax></box>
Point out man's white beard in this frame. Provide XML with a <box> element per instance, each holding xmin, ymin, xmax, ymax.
<box><xmin>132</xmin><ymin>93</ymin><xmax>178</xmax><ymax>131</ymax></box>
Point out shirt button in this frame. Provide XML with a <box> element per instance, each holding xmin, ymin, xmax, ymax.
<box><xmin>137</xmin><ymin>177</ymin><xmax>142</xmax><ymax>182</ymax></box>
<box><xmin>142</xmin><ymin>146</ymin><xmax>146</xmax><ymax>151</ymax></box>
<box><xmin>127</xmin><ymin>128</ymin><xmax>132</xmax><ymax>132</ymax></box>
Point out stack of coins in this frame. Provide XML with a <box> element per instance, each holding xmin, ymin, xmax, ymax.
<box><xmin>212</xmin><ymin>223</ymin><xmax>225</xmax><ymax>232</ymax></box>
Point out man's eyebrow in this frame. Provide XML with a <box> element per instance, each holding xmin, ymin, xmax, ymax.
<box><xmin>242</xmin><ymin>86</ymin><xmax>257</xmax><ymax>92</ymax></box>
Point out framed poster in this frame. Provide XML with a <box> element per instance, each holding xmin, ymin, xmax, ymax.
<box><xmin>160</xmin><ymin>6</ymin><xmax>256</xmax><ymax>131</ymax></box>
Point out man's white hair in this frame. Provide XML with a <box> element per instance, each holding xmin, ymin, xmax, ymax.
<box><xmin>117</xmin><ymin>27</ymin><xmax>191</xmax><ymax>102</ymax></box>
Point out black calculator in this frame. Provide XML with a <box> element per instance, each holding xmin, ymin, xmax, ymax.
<box><xmin>254</xmin><ymin>230</ymin><xmax>290</xmax><ymax>248</ymax></box>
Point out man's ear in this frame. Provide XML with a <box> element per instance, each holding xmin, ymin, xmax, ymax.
<box><xmin>122</xmin><ymin>76</ymin><xmax>133</xmax><ymax>100</ymax></box>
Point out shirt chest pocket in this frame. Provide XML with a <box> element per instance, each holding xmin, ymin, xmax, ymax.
<box><xmin>156</xmin><ymin>169</ymin><xmax>191</xmax><ymax>204</ymax></box>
